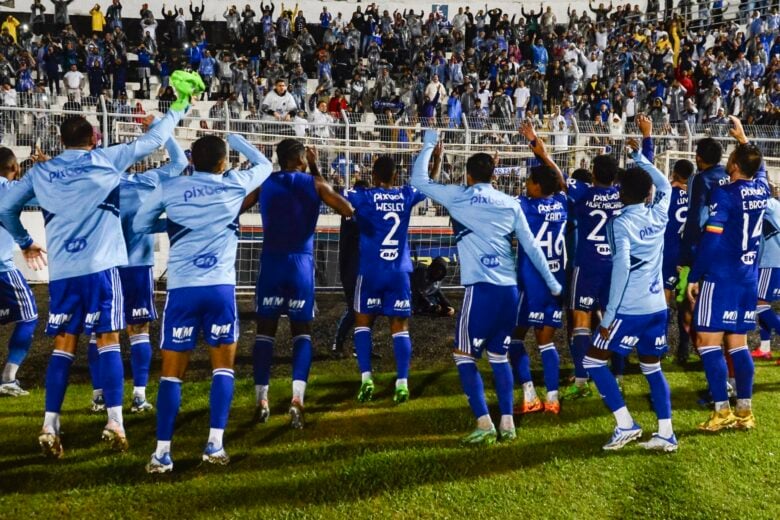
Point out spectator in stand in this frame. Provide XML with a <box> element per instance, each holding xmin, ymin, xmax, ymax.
<box><xmin>89</xmin><ymin>4</ymin><xmax>106</xmax><ymax>35</ymax></box>
<box><xmin>52</xmin><ymin>0</ymin><xmax>74</xmax><ymax>29</ymax></box>
<box><xmin>62</xmin><ymin>64</ymin><xmax>83</xmax><ymax>101</ymax></box>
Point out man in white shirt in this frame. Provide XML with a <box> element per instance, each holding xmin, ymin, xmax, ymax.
<box><xmin>425</xmin><ymin>74</ymin><xmax>447</xmax><ymax>106</ymax></box>
<box><xmin>452</xmin><ymin>7</ymin><xmax>467</xmax><ymax>33</ymax></box>
<box><xmin>310</xmin><ymin>100</ymin><xmax>334</xmax><ymax>139</ymax></box>
<box><xmin>514</xmin><ymin>79</ymin><xmax>530</xmax><ymax>120</ymax></box>
<box><xmin>477</xmin><ymin>81</ymin><xmax>492</xmax><ymax>111</ymax></box>
<box><xmin>0</xmin><ymin>81</ymin><xmax>18</xmax><ymax>135</ymax></box>
<box><xmin>63</xmin><ymin>64</ymin><xmax>84</xmax><ymax>101</ymax></box>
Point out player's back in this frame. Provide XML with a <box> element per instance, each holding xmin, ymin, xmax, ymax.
<box><xmin>259</xmin><ymin>171</ymin><xmax>320</xmax><ymax>255</ymax></box>
<box><xmin>348</xmin><ymin>185</ymin><xmax>426</xmax><ymax>274</ymax></box>
<box><xmin>664</xmin><ymin>186</ymin><xmax>688</xmax><ymax>264</ymax></box>
<box><xmin>760</xmin><ymin>198</ymin><xmax>780</xmax><ymax>269</ymax></box>
<box><xmin>517</xmin><ymin>192</ymin><xmax>567</xmax><ymax>286</ymax></box>
<box><xmin>121</xmin><ymin>172</ymin><xmax>162</xmax><ymax>267</ymax></box>
<box><xmin>568</xmin><ymin>180</ymin><xmax>622</xmax><ymax>267</ymax></box>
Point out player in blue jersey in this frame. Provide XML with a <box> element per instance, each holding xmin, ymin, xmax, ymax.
<box><xmin>134</xmin><ymin>133</ymin><xmax>272</xmax><ymax>473</ymax></box>
<box><xmin>582</xmin><ymin>130</ymin><xmax>677</xmax><ymax>452</ymax></box>
<box><xmin>249</xmin><ymin>140</ymin><xmax>353</xmax><ymax>429</ymax></box>
<box><xmin>752</xmin><ymin>194</ymin><xmax>780</xmax><ymax>361</ymax></box>
<box><xmin>0</xmin><ymin>148</ymin><xmax>38</xmax><ymax>397</ymax></box>
<box><xmin>0</xmin><ymin>71</ymin><xmax>202</xmax><ymax>459</ymax></box>
<box><xmin>412</xmin><ymin>129</ymin><xmax>561</xmax><ymax>445</ymax></box>
<box><xmin>347</xmin><ymin>154</ymin><xmax>427</xmax><ymax>404</ymax></box>
<box><xmin>687</xmin><ymin>117</ymin><xmax>770</xmax><ymax>432</ymax></box>
<box><xmin>509</xmin><ymin>122</ymin><xmax>567</xmax><ymax>415</ymax></box>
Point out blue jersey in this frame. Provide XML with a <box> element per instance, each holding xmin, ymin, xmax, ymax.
<box><xmin>120</xmin><ymin>136</ymin><xmax>187</xmax><ymax>267</ymax></box>
<box><xmin>347</xmin><ymin>185</ymin><xmax>426</xmax><ymax>275</ymax></box>
<box><xmin>259</xmin><ymin>172</ymin><xmax>321</xmax><ymax>255</ymax></box>
<box><xmin>679</xmin><ymin>164</ymin><xmax>729</xmax><ymax>266</ymax></box>
<box><xmin>567</xmin><ymin>180</ymin><xmax>622</xmax><ymax>267</ymax></box>
<box><xmin>760</xmin><ymin>198</ymin><xmax>780</xmax><ymax>269</ymax></box>
<box><xmin>0</xmin><ymin>177</ymin><xmax>20</xmax><ymax>273</ymax></box>
<box><xmin>411</xmin><ymin>130</ymin><xmax>561</xmax><ymax>294</ymax></box>
<box><xmin>133</xmin><ymin>134</ymin><xmax>272</xmax><ymax>290</ymax></box>
<box><xmin>663</xmin><ymin>186</ymin><xmax>689</xmax><ymax>267</ymax></box>
<box><xmin>0</xmin><ymin>108</ymin><xmax>184</xmax><ymax>281</ymax></box>
<box><xmin>517</xmin><ymin>192</ymin><xmax>568</xmax><ymax>288</ymax></box>
<box><xmin>602</xmin><ymin>151</ymin><xmax>671</xmax><ymax>325</ymax></box>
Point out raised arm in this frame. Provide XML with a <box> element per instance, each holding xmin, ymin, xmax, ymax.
<box><xmin>226</xmin><ymin>133</ymin><xmax>274</xmax><ymax>191</ymax></box>
<box><xmin>627</xmin><ymin>140</ymin><xmax>671</xmax><ymax>219</ymax></box>
<box><xmin>411</xmin><ymin>129</ymin><xmax>461</xmax><ymax>203</ymax></box>
<box><xmin>133</xmin><ymin>184</ymin><xmax>166</xmax><ymax>235</ymax></box>
<box><xmin>519</xmin><ymin>121</ymin><xmax>565</xmax><ymax>190</ymax></box>
<box><xmin>158</xmin><ymin>136</ymin><xmax>187</xmax><ymax>177</ymax></box>
<box><xmin>514</xmin><ymin>205</ymin><xmax>562</xmax><ymax>295</ymax></box>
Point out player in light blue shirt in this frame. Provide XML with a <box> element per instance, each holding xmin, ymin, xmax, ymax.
<box><xmin>753</xmin><ymin>196</ymin><xmax>780</xmax><ymax>359</ymax></box>
<box><xmin>412</xmin><ymin>129</ymin><xmax>561</xmax><ymax>445</ymax></box>
<box><xmin>0</xmin><ymin>148</ymin><xmax>38</xmax><ymax>398</ymax></box>
<box><xmin>134</xmin><ymin>133</ymin><xmax>273</xmax><ymax>473</ymax></box>
<box><xmin>582</xmin><ymin>123</ymin><xmax>678</xmax><ymax>452</ymax></box>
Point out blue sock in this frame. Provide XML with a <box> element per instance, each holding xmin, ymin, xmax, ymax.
<box><xmin>210</xmin><ymin>369</ymin><xmax>235</xmax><ymax>429</ymax></box>
<box><xmin>699</xmin><ymin>346</ymin><xmax>729</xmax><ymax>403</ymax></box>
<box><xmin>156</xmin><ymin>377</ymin><xmax>182</xmax><ymax>441</ymax></box>
<box><xmin>572</xmin><ymin>329</ymin><xmax>590</xmax><ymax>379</ymax></box>
<box><xmin>6</xmin><ymin>318</ymin><xmax>36</xmax><ymax>368</ymax></box>
<box><xmin>611</xmin><ymin>352</ymin><xmax>625</xmax><ymax>377</ymax></box>
<box><xmin>640</xmin><ymin>362</ymin><xmax>671</xmax><ymax>420</ymax></box>
<box><xmin>130</xmin><ymin>333</ymin><xmax>152</xmax><ymax>388</ymax></box>
<box><xmin>392</xmin><ymin>331</ymin><xmax>412</xmax><ymax>380</ymax></box>
<box><xmin>760</xmin><ymin>320</ymin><xmax>772</xmax><ymax>342</ymax></box>
<box><xmin>454</xmin><ymin>354</ymin><xmax>488</xmax><ymax>418</ymax></box>
<box><xmin>291</xmin><ymin>334</ymin><xmax>313</xmax><ymax>382</ymax></box>
<box><xmin>757</xmin><ymin>304</ymin><xmax>780</xmax><ymax>335</ymax></box>
<box><xmin>354</xmin><ymin>327</ymin><xmax>373</xmax><ymax>374</ymax></box>
<box><xmin>584</xmin><ymin>356</ymin><xmax>625</xmax><ymax>412</ymax></box>
<box><xmin>252</xmin><ymin>335</ymin><xmax>274</xmax><ymax>385</ymax></box>
<box><xmin>45</xmin><ymin>350</ymin><xmax>74</xmax><ymax>413</ymax></box>
<box><xmin>98</xmin><ymin>344</ymin><xmax>124</xmax><ymax>408</ymax></box>
<box><xmin>729</xmin><ymin>346</ymin><xmax>754</xmax><ymax>399</ymax></box>
<box><xmin>87</xmin><ymin>336</ymin><xmax>101</xmax><ymax>391</ymax></box>
<box><xmin>539</xmin><ymin>343</ymin><xmax>560</xmax><ymax>392</ymax></box>
<box><xmin>488</xmin><ymin>351</ymin><xmax>513</xmax><ymax>416</ymax></box>
<box><xmin>509</xmin><ymin>340</ymin><xmax>532</xmax><ymax>385</ymax></box>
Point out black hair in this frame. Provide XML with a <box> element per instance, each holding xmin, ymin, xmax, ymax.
<box><xmin>571</xmin><ymin>168</ymin><xmax>593</xmax><ymax>183</ymax></box>
<box><xmin>731</xmin><ymin>143</ymin><xmax>763</xmax><ymax>179</ymax></box>
<box><xmin>428</xmin><ymin>256</ymin><xmax>448</xmax><ymax>281</ymax></box>
<box><xmin>620</xmin><ymin>167</ymin><xmax>653</xmax><ymax>204</ymax></box>
<box><xmin>353</xmin><ymin>179</ymin><xmax>370</xmax><ymax>189</ymax></box>
<box><xmin>372</xmin><ymin>155</ymin><xmax>396</xmax><ymax>183</ymax></box>
<box><xmin>672</xmin><ymin>159</ymin><xmax>694</xmax><ymax>180</ymax></box>
<box><xmin>60</xmin><ymin>116</ymin><xmax>94</xmax><ymax>147</ymax></box>
<box><xmin>0</xmin><ymin>147</ymin><xmax>15</xmax><ymax>173</ymax></box>
<box><xmin>191</xmin><ymin>135</ymin><xmax>227</xmax><ymax>172</ymax></box>
<box><xmin>466</xmin><ymin>152</ymin><xmax>494</xmax><ymax>183</ymax></box>
<box><xmin>695</xmin><ymin>137</ymin><xmax>723</xmax><ymax>166</ymax></box>
<box><xmin>529</xmin><ymin>164</ymin><xmax>559</xmax><ymax>196</ymax></box>
<box><xmin>276</xmin><ymin>138</ymin><xmax>306</xmax><ymax>169</ymax></box>
<box><xmin>592</xmin><ymin>154</ymin><xmax>618</xmax><ymax>185</ymax></box>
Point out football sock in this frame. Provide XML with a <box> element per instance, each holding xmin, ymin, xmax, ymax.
<box><xmin>129</xmin><ymin>333</ymin><xmax>152</xmax><ymax>389</ymax></box>
<box><xmin>361</xmin><ymin>371</ymin><xmax>372</xmax><ymax>383</ymax></box>
<box><xmin>759</xmin><ymin>316</ymin><xmax>771</xmax><ymax>352</ymax></box>
<box><xmin>729</xmin><ymin>346</ymin><xmax>754</xmax><ymax>400</ymax></box>
<box><xmin>509</xmin><ymin>339</ymin><xmax>532</xmax><ymax>385</ymax></box>
<box><xmin>392</xmin><ymin>331</ymin><xmax>412</xmax><ymax>381</ymax></box>
<box><xmin>725</xmin><ymin>350</ymin><xmax>734</xmax><ymax>378</ymax></box>
<box><xmin>208</xmin><ymin>428</ymin><xmax>224</xmax><ymax>450</ymax></box>
<box><xmin>584</xmin><ymin>355</ymin><xmax>626</xmax><ymax>414</ymax></box>
<box><xmin>210</xmin><ymin>369</ymin><xmax>234</xmax><ymax>444</ymax></box>
<box><xmin>107</xmin><ymin>406</ymin><xmax>123</xmax><ymax>430</ymax></box>
<box><xmin>454</xmin><ymin>354</ymin><xmax>488</xmax><ymax>419</ymax></box>
<box><xmin>252</xmin><ymin>334</ymin><xmax>274</xmax><ymax>386</ymax></box>
<box><xmin>4</xmin><ymin>319</ymin><xmax>35</xmax><ymax>381</ymax></box>
<box><xmin>640</xmin><ymin>362</ymin><xmax>672</xmax><ymax>425</ymax></box>
<box><xmin>45</xmin><ymin>350</ymin><xmax>74</xmax><ymax>417</ymax></box>
<box><xmin>613</xmin><ymin>406</ymin><xmax>635</xmax><ymax>430</ymax></box>
<box><xmin>395</xmin><ymin>378</ymin><xmax>408</xmax><ymax>388</ymax></box>
<box><xmin>134</xmin><ymin>386</ymin><xmax>147</xmax><ymax>401</ymax></box>
<box><xmin>354</xmin><ymin>327</ymin><xmax>373</xmax><ymax>375</ymax></box>
<box><xmin>499</xmin><ymin>414</ymin><xmax>514</xmax><ymax>431</ymax></box>
<box><xmin>611</xmin><ymin>352</ymin><xmax>625</xmax><ymax>377</ymax></box>
<box><xmin>43</xmin><ymin>411</ymin><xmax>60</xmax><ymax>435</ymax></box>
<box><xmin>658</xmin><ymin>418</ymin><xmax>674</xmax><ymax>438</ymax></box>
<box><xmin>476</xmin><ymin>414</ymin><xmax>493</xmax><ymax>430</ymax></box>
<box><xmin>87</xmin><ymin>335</ymin><xmax>101</xmax><ymax>391</ymax></box>
<box><xmin>758</xmin><ymin>304</ymin><xmax>780</xmax><ymax>335</ymax></box>
<box><xmin>292</xmin><ymin>380</ymin><xmax>306</xmax><ymax>405</ymax></box>
<box><xmin>155</xmin><ymin>440</ymin><xmax>171</xmax><ymax>458</ymax></box>
<box><xmin>255</xmin><ymin>384</ymin><xmax>269</xmax><ymax>403</ymax></box>
<box><xmin>2</xmin><ymin>362</ymin><xmax>18</xmax><ymax>383</ymax></box>
<box><xmin>699</xmin><ymin>346</ymin><xmax>729</xmax><ymax>408</ymax></box>
<box><xmin>291</xmin><ymin>334</ymin><xmax>312</xmax><ymax>383</ymax></box>
<box><xmin>522</xmin><ymin>381</ymin><xmax>538</xmax><ymax>402</ymax></box>
<box><xmin>98</xmin><ymin>344</ymin><xmax>124</xmax><ymax>410</ymax></box>
<box><xmin>572</xmin><ymin>328</ymin><xmax>590</xmax><ymax>380</ymax></box>
<box><xmin>488</xmin><ymin>351</ymin><xmax>513</xmax><ymax>417</ymax></box>
<box><xmin>539</xmin><ymin>342</ymin><xmax>560</xmax><ymax>394</ymax></box>
<box><xmin>156</xmin><ymin>377</ymin><xmax>182</xmax><ymax>441</ymax></box>
<box><xmin>676</xmin><ymin>307</ymin><xmax>690</xmax><ymax>359</ymax></box>
<box><xmin>736</xmin><ymin>398</ymin><xmax>752</xmax><ymax>412</ymax></box>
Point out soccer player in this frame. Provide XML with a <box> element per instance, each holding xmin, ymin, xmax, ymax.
<box><xmin>0</xmin><ymin>71</ymin><xmax>202</xmax><ymax>459</ymax></box>
<box><xmin>411</xmin><ymin>129</ymin><xmax>561</xmax><ymax>445</ymax></box>
<box><xmin>0</xmin><ymin>147</ymin><xmax>38</xmax><ymax>397</ymax></box>
<box><xmin>583</xmin><ymin>131</ymin><xmax>677</xmax><ymax>452</ymax></box>
<box><xmin>752</xmin><ymin>198</ymin><xmax>780</xmax><ymax>361</ymax></box>
<box><xmin>135</xmin><ymin>133</ymin><xmax>272</xmax><ymax>473</ymax></box>
<box><xmin>510</xmin><ymin>122</ymin><xmax>568</xmax><ymax>415</ymax></box>
<box><xmin>250</xmin><ymin>140</ymin><xmax>353</xmax><ymax>429</ymax></box>
<box><xmin>347</xmin><ymin>154</ymin><xmax>427</xmax><ymax>404</ymax></box>
<box><xmin>687</xmin><ymin>117</ymin><xmax>770</xmax><ymax>432</ymax></box>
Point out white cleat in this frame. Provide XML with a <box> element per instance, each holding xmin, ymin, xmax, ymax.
<box><xmin>255</xmin><ymin>400</ymin><xmax>270</xmax><ymax>424</ymax></box>
<box><xmin>101</xmin><ymin>422</ymin><xmax>129</xmax><ymax>452</ymax></box>
<box><xmin>90</xmin><ymin>394</ymin><xmax>106</xmax><ymax>413</ymax></box>
<box><xmin>638</xmin><ymin>433</ymin><xmax>679</xmax><ymax>452</ymax></box>
<box><xmin>146</xmin><ymin>452</ymin><xmax>174</xmax><ymax>473</ymax></box>
<box><xmin>38</xmin><ymin>430</ymin><xmax>64</xmax><ymax>459</ymax></box>
<box><xmin>202</xmin><ymin>443</ymin><xmax>230</xmax><ymax>465</ymax></box>
<box><xmin>130</xmin><ymin>396</ymin><xmax>154</xmax><ymax>414</ymax></box>
<box><xmin>602</xmin><ymin>424</ymin><xmax>643</xmax><ymax>451</ymax></box>
<box><xmin>0</xmin><ymin>380</ymin><xmax>30</xmax><ymax>397</ymax></box>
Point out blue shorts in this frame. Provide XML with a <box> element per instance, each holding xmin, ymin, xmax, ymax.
<box><xmin>569</xmin><ymin>263</ymin><xmax>611</xmax><ymax>312</ymax></box>
<box><xmin>47</xmin><ymin>267</ymin><xmax>125</xmax><ymax>336</ymax></box>
<box><xmin>354</xmin><ymin>272</ymin><xmax>412</xmax><ymax>317</ymax></box>
<box><xmin>694</xmin><ymin>279</ymin><xmax>757</xmax><ymax>334</ymax></box>
<box><xmin>119</xmin><ymin>265</ymin><xmax>157</xmax><ymax>325</ymax></box>
<box><xmin>758</xmin><ymin>268</ymin><xmax>780</xmax><ymax>302</ymax></box>
<box><xmin>662</xmin><ymin>258</ymin><xmax>679</xmax><ymax>291</ymax></box>
<box><xmin>0</xmin><ymin>269</ymin><xmax>38</xmax><ymax>324</ymax></box>
<box><xmin>593</xmin><ymin>310</ymin><xmax>669</xmax><ymax>357</ymax></box>
<box><xmin>161</xmin><ymin>284</ymin><xmax>238</xmax><ymax>351</ymax></box>
<box><xmin>255</xmin><ymin>253</ymin><xmax>315</xmax><ymax>322</ymax></box>
<box><xmin>516</xmin><ymin>274</ymin><xmax>563</xmax><ymax>329</ymax></box>
<box><xmin>455</xmin><ymin>283</ymin><xmax>519</xmax><ymax>358</ymax></box>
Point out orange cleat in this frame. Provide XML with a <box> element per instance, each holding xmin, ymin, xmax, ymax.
<box><xmin>514</xmin><ymin>397</ymin><xmax>543</xmax><ymax>415</ymax></box>
<box><xmin>751</xmin><ymin>348</ymin><xmax>772</xmax><ymax>360</ymax></box>
<box><xmin>544</xmin><ymin>401</ymin><xmax>561</xmax><ymax>415</ymax></box>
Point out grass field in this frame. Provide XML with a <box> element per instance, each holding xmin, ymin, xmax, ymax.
<box><xmin>2</xmin><ymin>290</ymin><xmax>780</xmax><ymax>518</ymax></box>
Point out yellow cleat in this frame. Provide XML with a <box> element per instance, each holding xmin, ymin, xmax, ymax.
<box><xmin>698</xmin><ymin>409</ymin><xmax>737</xmax><ymax>432</ymax></box>
<box><xmin>733</xmin><ymin>410</ymin><xmax>756</xmax><ymax>430</ymax></box>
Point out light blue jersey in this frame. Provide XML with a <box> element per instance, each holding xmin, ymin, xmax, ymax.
<box><xmin>0</xmin><ymin>108</ymin><xmax>184</xmax><ymax>281</ymax></box>
<box><xmin>133</xmin><ymin>134</ymin><xmax>272</xmax><ymax>290</ymax></box>
<box><xmin>601</xmin><ymin>150</ymin><xmax>671</xmax><ymax>327</ymax></box>
<box><xmin>760</xmin><ymin>198</ymin><xmax>780</xmax><ymax>269</ymax></box>
<box><xmin>411</xmin><ymin>130</ymin><xmax>561</xmax><ymax>294</ymax></box>
<box><xmin>121</xmin><ymin>136</ymin><xmax>188</xmax><ymax>267</ymax></box>
<box><xmin>0</xmin><ymin>177</ymin><xmax>19</xmax><ymax>272</ymax></box>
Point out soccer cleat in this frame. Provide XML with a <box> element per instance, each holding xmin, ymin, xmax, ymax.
<box><xmin>734</xmin><ymin>410</ymin><xmax>756</xmax><ymax>430</ymax></box>
<box><xmin>393</xmin><ymin>384</ymin><xmax>409</xmax><ymax>404</ymax></box>
<box><xmin>544</xmin><ymin>400</ymin><xmax>561</xmax><ymax>415</ymax></box>
<box><xmin>726</xmin><ymin>381</ymin><xmax>736</xmax><ymax>399</ymax></box>
<box><xmin>515</xmin><ymin>397</ymin><xmax>543</xmax><ymax>415</ymax></box>
<box><xmin>560</xmin><ymin>383</ymin><xmax>592</xmax><ymax>401</ymax></box>
<box><xmin>357</xmin><ymin>379</ymin><xmax>375</xmax><ymax>403</ymax></box>
<box><xmin>498</xmin><ymin>427</ymin><xmax>517</xmax><ymax>442</ymax></box>
<box><xmin>255</xmin><ymin>400</ymin><xmax>270</xmax><ymax>423</ymax></box>
<box><xmin>146</xmin><ymin>452</ymin><xmax>174</xmax><ymax>474</ymax></box>
<box><xmin>0</xmin><ymin>380</ymin><xmax>30</xmax><ymax>397</ymax></box>
<box><xmin>131</xmin><ymin>396</ymin><xmax>154</xmax><ymax>413</ymax></box>
<box><xmin>603</xmin><ymin>423</ymin><xmax>643</xmax><ymax>450</ymax></box>
<box><xmin>90</xmin><ymin>394</ymin><xmax>106</xmax><ymax>413</ymax></box>
<box><xmin>101</xmin><ymin>423</ymin><xmax>129</xmax><ymax>452</ymax></box>
<box><xmin>751</xmin><ymin>348</ymin><xmax>772</xmax><ymax>360</ymax></box>
<box><xmin>202</xmin><ymin>443</ymin><xmax>230</xmax><ymax>465</ymax></box>
<box><xmin>638</xmin><ymin>433</ymin><xmax>679</xmax><ymax>452</ymax></box>
<box><xmin>38</xmin><ymin>431</ymin><xmax>64</xmax><ymax>459</ymax></box>
<box><xmin>460</xmin><ymin>427</ymin><xmax>497</xmax><ymax>446</ymax></box>
<box><xmin>289</xmin><ymin>400</ymin><xmax>305</xmax><ymax>430</ymax></box>
<box><xmin>698</xmin><ymin>409</ymin><xmax>738</xmax><ymax>432</ymax></box>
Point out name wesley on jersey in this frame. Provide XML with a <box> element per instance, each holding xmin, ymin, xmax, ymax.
<box><xmin>374</xmin><ymin>192</ymin><xmax>406</xmax><ymax>212</ymax></box>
